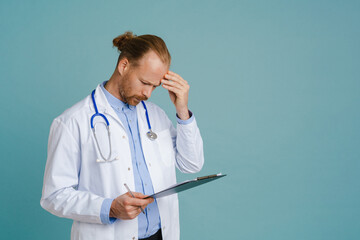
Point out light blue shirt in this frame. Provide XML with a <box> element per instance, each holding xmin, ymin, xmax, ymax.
<box><xmin>99</xmin><ymin>82</ymin><xmax>194</xmax><ymax>238</ymax></box>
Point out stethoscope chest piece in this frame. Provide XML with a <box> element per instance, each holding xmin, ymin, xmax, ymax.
<box><xmin>146</xmin><ymin>130</ymin><xmax>157</xmax><ymax>141</ymax></box>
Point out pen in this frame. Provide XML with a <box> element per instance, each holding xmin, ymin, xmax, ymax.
<box><xmin>124</xmin><ymin>183</ymin><xmax>145</xmax><ymax>214</ymax></box>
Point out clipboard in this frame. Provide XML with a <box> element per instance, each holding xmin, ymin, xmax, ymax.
<box><xmin>145</xmin><ymin>173</ymin><xmax>226</xmax><ymax>199</ymax></box>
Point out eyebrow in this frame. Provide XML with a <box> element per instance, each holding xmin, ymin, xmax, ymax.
<box><xmin>140</xmin><ymin>78</ymin><xmax>161</xmax><ymax>87</ymax></box>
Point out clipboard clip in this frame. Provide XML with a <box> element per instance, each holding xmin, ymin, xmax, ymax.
<box><xmin>197</xmin><ymin>173</ymin><xmax>221</xmax><ymax>181</ymax></box>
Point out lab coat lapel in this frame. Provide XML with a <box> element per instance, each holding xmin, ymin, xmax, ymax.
<box><xmin>137</xmin><ymin>102</ymin><xmax>147</xmax><ymax>145</ymax></box>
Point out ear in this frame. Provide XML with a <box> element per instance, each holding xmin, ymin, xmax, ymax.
<box><xmin>117</xmin><ymin>58</ymin><xmax>129</xmax><ymax>75</ymax></box>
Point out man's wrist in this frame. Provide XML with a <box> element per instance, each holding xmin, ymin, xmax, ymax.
<box><xmin>109</xmin><ymin>199</ymin><xmax>116</xmax><ymax>218</ymax></box>
<box><xmin>176</xmin><ymin>110</ymin><xmax>194</xmax><ymax>125</ymax></box>
<box><xmin>176</xmin><ymin>107</ymin><xmax>190</xmax><ymax>120</ymax></box>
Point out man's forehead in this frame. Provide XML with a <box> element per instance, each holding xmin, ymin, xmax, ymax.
<box><xmin>136</xmin><ymin>52</ymin><xmax>168</xmax><ymax>84</ymax></box>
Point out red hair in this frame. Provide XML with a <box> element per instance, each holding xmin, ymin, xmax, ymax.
<box><xmin>113</xmin><ymin>31</ymin><xmax>171</xmax><ymax>68</ymax></box>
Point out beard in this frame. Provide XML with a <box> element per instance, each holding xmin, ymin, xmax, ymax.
<box><xmin>124</xmin><ymin>95</ymin><xmax>148</xmax><ymax>106</ymax></box>
<box><xmin>119</xmin><ymin>88</ymin><xmax>148</xmax><ymax>106</ymax></box>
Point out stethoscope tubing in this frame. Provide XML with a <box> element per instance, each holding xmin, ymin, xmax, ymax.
<box><xmin>90</xmin><ymin>88</ymin><xmax>157</xmax><ymax>162</ymax></box>
<box><xmin>141</xmin><ymin>100</ymin><xmax>151</xmax><ymax>131</ymax></box>
<box><xmin>91</xmin><ymin>90</ymin><xmax>109</xmax><ymax>128</ymax></box>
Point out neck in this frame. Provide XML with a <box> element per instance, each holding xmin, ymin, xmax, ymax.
<box><xmin>105</xmin><ymin>71</ymin><xmax>124</xmax><ymax>102</ymax></box>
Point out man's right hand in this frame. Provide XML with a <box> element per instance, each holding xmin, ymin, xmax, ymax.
<box><xmin>109</xmin><ymin>192</ymin><xmax>154</xmax><ymax>220</ymax></box>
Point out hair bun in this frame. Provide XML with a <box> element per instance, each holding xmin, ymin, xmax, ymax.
<box><xmin>113</xmin><ymin>31</ymin><xmax>136</xmax><ymax>51</ymax></box>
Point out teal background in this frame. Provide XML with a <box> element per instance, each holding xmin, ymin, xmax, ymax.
<box><xmin>1</xmin><ymin>0</ymin><xmax>359</xmax><ymax>239</ymax></box>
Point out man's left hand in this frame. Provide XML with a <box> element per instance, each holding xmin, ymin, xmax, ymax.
<box><xmin>161</xmin><ymin>71</ymin><xmax>190</xmax><ymax>120</ymax></box>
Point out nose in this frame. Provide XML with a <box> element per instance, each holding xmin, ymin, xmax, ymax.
<box><xmin>142</xmin><ymin>86</ymin><xmax>153</xmax><ymax>99</ymax></box>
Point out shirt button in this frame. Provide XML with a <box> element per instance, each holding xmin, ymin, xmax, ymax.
<box><xmin>148</xmin><ymin>163</ymin><xmax>151</xmax><ymax>167</ymax></box>
<box><xmin>128</xmin><ymin>167</ymin><xmax>131</xmax><ymax>171</ymax></box>
<box><xmin>122</xmin><ymin>135</ymin><xmax>126</xmax><ymax>139</ymax></box>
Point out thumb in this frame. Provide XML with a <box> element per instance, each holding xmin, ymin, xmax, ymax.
<box><xmin>132</xmin><ymin>192</ymin><xmax>154</xmax><ymax>203</ymax></box>
<box><xmin>132</xmin><ymin>192</ymin><xmax>147</xmax><ymax>198</ymax></box>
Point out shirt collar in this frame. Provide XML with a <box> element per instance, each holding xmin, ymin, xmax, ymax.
<box><xmin>100</xmin><ymin>81</ymin><xmax>136</xmax><ymax>112</ymax></box>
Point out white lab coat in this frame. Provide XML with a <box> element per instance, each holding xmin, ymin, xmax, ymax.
<box><xmin>40</xmin><ymin>84</ymin><xmax>204</xmax><ymax>240</ymax></box>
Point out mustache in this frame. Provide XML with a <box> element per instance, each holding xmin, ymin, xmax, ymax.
<box><xmin>135</xmin><ymin>96</ymin><xmax>148</xmax><ymax>101</ymax></box>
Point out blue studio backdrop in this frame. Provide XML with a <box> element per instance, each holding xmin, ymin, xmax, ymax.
<box><xmin>0</xmin><ymin>0</ymin><xmax>359</xmax><ymax>239</ymax></box>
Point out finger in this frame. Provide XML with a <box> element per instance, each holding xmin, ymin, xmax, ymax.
<box><xmin>132</xmin><ymin>192</ymin><xmax>147</xmax><ymax>198</ymax></box>
<box><xmin>168</xmin><ymin>70</ymin><xmax>183</xmax><ymax>80</ymax></box>
<box><xmin>164</xmin><ymin>74</ymin><xmax>187</xmax><ymax>86</ymax></box>
<box><xmin>124</xmin><ymin>204</ymin><xmax>139</xmax><ymax>213</ymax></box>
<box><xmin>132</xmin><ymin>192</ymin><xmax>154</xmax><ymax>203</ymax></box>
<box><xmin>125</xmin><ymin>195</ymin><xmax>153</xmax><ymax>207</ymax></box>
<box><xmin>127</xmin><ymin>208</ymin><xmax>142</xmax><ymax>219</ymax></box>
<box><xmin>164</xmin><ymin>73</ymin><xmax>187</xmax><ymax>86</ymax></box>
<box><xmin>162</xmin><ymin>84</ymin><xmax>182</xmax><ymax>95</ymax></box>
<box><xmin>161</xmin><ymin>79</ymin><xmax>186</xmax><ymax>90</ymax></box>
<box><xmin>130</xmin><ymin>198</ymin><xmax>153</xmax><ymax>207</ymax></box>
<box><xmin>141</xmin><ymin>197</ymin><xmax>154</xmax><ymax>204</ymax></box>
<box><xmin>142</xmin><ymin>198</ymin><xmax>153</xmax><ymax>208</ymax></box>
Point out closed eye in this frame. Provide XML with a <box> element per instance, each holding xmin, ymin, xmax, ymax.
<box><xmin>140</xmin><ymin>79</ymin><xmax>160</xmax><ymax>88</ymax></box>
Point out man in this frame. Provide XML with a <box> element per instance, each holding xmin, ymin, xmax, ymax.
<box><xmin>40</xmin><ymin>31</ymin><xmax>204</xmax><ymax>240</ymax></box>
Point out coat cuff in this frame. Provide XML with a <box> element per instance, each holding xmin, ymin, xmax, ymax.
<box><xmin>176</xmin><ymin>110</ymin><xmax>194</xmax><ymax>125</ymax></box>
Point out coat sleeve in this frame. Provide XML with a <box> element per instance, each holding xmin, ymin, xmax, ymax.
<box><xmin>40</xmin><ymin>119</ymin><xmax>105</xmax><ymax>224</ymax></box>
<box><xmin>172</xmin><ymin>115</ymin><xmax>205</xmax><ymax>173</ymax></box>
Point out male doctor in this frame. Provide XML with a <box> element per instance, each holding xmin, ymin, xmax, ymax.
<box><xmin>40</xmin><ymin>32</ymin><xmax>204</xmax><ymax>240</ymax></box>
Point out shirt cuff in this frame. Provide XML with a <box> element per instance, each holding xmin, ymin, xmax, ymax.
<box><xmin>176</xmin><ymin>110</ymin><xmax>194</xmax><ymax>125</ymax></box>
<box><xmin>100</xmin><ymin>198</ymin><xmax>117</xmax><ymax>225</ymax></box>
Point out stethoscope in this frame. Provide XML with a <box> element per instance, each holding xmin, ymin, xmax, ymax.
<box><xmin>90</xmin><ymin>89</ymin><xmax>157</xmax><ymax>162</ymax></box>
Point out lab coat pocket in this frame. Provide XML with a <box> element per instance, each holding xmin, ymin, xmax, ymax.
<box><xmin>157</xmin><ymin>129</ymin><xmax>176</xmax><ymax>167</ymax></box>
